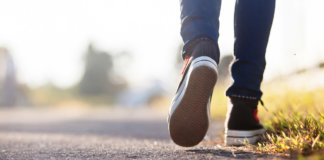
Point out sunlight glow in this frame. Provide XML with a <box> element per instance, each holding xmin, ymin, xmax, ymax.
<box><xmin>0</xmin><ymin>0</ymin><xmax>323</xmax><ymax>88</ymax></box>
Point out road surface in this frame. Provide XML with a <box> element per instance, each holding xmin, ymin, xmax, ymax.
<box><xmin>0</xmin><ymin>107</ymin><xmax>288</xmax><ymax>160</ymax></box>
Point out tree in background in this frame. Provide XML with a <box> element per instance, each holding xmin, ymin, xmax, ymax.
<box><xmin>78</xmin><ymin>44</ymin><xmax>126</xmax><ymax>100</ymax></box>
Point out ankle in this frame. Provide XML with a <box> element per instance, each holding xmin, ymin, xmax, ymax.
<box><xmin>228</xmin><ymin>96</ymin><xmax>259</xmax><ymax>110</ymax></box>
<box><xmin>191</xmin><ymin>39</ymin><xmax>220</xmax><ymax>64</ymax></box>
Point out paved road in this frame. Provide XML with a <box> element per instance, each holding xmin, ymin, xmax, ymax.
<box><xmin>0</xmin><ymin>107</ymin><xmax>288</xmax><ymax>160</ymax></box>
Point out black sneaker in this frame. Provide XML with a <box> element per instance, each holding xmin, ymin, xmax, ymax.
<box><xmin>224</xmin><ymin>97</ymin><xmax>266</xmax><ymax>146</ymax></box>
<box><xmin>168</xmin><ymin>56</ymin><xmax>218</xmax><ymax>147</ymax></box>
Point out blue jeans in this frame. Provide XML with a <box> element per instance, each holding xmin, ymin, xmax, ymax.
<box><xmin>180</xmin><ymin>0</ymin><xmax>275</xmax><ymax>100</ymax></box>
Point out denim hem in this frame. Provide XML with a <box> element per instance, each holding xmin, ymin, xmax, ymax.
<box><xmin>227</xmin><ymin>94</ymin><xmax>259</xmax><ymax>100</ymax></box>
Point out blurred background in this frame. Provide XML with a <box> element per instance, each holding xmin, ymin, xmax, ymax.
<box><xmin>0</xmin><ymin>0</ymin><xmax>323</xmax><ymax>113</ymax></box>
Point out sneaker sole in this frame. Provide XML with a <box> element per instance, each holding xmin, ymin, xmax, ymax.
<box><xmin>169</xmin><ymin>61</ymin><xmax>217</xmax><ymax>147</ymax></box>
<box><xmin>225</xmin><ymin>128</ymin><xmax>266</xmax><ymax>146</ymax></box>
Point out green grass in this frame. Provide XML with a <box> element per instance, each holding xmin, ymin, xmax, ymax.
<box><xmin>256</xmin><ymin>111</ymin><xmax>324</xmax><ymax>155</ymax></box>
<box><xmin>255</xmin><ymin>87</ymin><xmax>324</xmax><ymax>157</ymax></box>
<box><xmin>211</xmin><ymin>83</ymin><xmax>324</xmax><ymax>157</ymax></box>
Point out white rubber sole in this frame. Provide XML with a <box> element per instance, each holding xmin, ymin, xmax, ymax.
<box><xmin>168</xmin><ymin>56</ymin><xmax>218</xmax><ymax>147</ymax></box>
<box><xmin>225</xmin><ymin>128</ymin><xmax>266</xmax><ymax>146</ymax></box>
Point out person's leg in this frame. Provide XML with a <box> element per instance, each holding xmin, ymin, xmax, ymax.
<box><xmin>225</xmin><ymin>0</ymin><xmax>276</xmax><ymax>146</ymax></box>
<box><xmin>168</xmin><ymin>0</ymin><xmax>221</xmax><ymax>147</ymax></box>
<box><xmin>226</xmin><ymin>0</ymin><xmax>276</xmax><ymax>100</ymax></box>
<box><xmin>180</xmin><ymin>0</ymin><xmax>221</xmax><ymax>63</ymax></box>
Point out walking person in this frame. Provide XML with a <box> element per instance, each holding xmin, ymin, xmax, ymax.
<box><xmin>168</xmin><ymin>0</ymin><xmax>276</xmax><ymax>147</ymax></box>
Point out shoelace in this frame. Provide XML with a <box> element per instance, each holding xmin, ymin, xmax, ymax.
<box><xmin>259</xmin><ymin>99</ymin><xmax>269</xmax><ymax>112</ymax></box>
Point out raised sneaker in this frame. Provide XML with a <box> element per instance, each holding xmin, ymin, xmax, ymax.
<box><xmin>168</xmin><ymin>56</ymin><xmax>218</xmax><ymax>147</ymax></box>
<box><xmin>224</xmin><ymin>97</ymin><xmax>266</xmax><ymax>146</ymax></box>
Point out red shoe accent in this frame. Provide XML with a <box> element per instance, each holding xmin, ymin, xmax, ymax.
<box><xmin>254</xmin><ymin>109</ymin><xmax>259</xmax><ymax>122</ymax></box>
<box><xmin>181</xmin><ymin>57</ymin><xmax>192</xmax><ymax>75</ymax></box>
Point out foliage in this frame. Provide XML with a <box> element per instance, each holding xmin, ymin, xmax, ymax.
<box><xmin>252</xmin><ymin>87</ymin><xmax>324</xmax><ymax>157</ymax></box>
<box><xmin>78</xmin><ymin>44</ymin><xmax>127</xmax><ymax>98</ymax></box>
<box><xmin>210</xmin><ymin>82</ymin><xmax>324</xmax><ymax>157</ymax></box>
<box><xmin>256</xmin><ymin>111</ymin><xmax>324</xmax><ymax>156</ymax></box>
